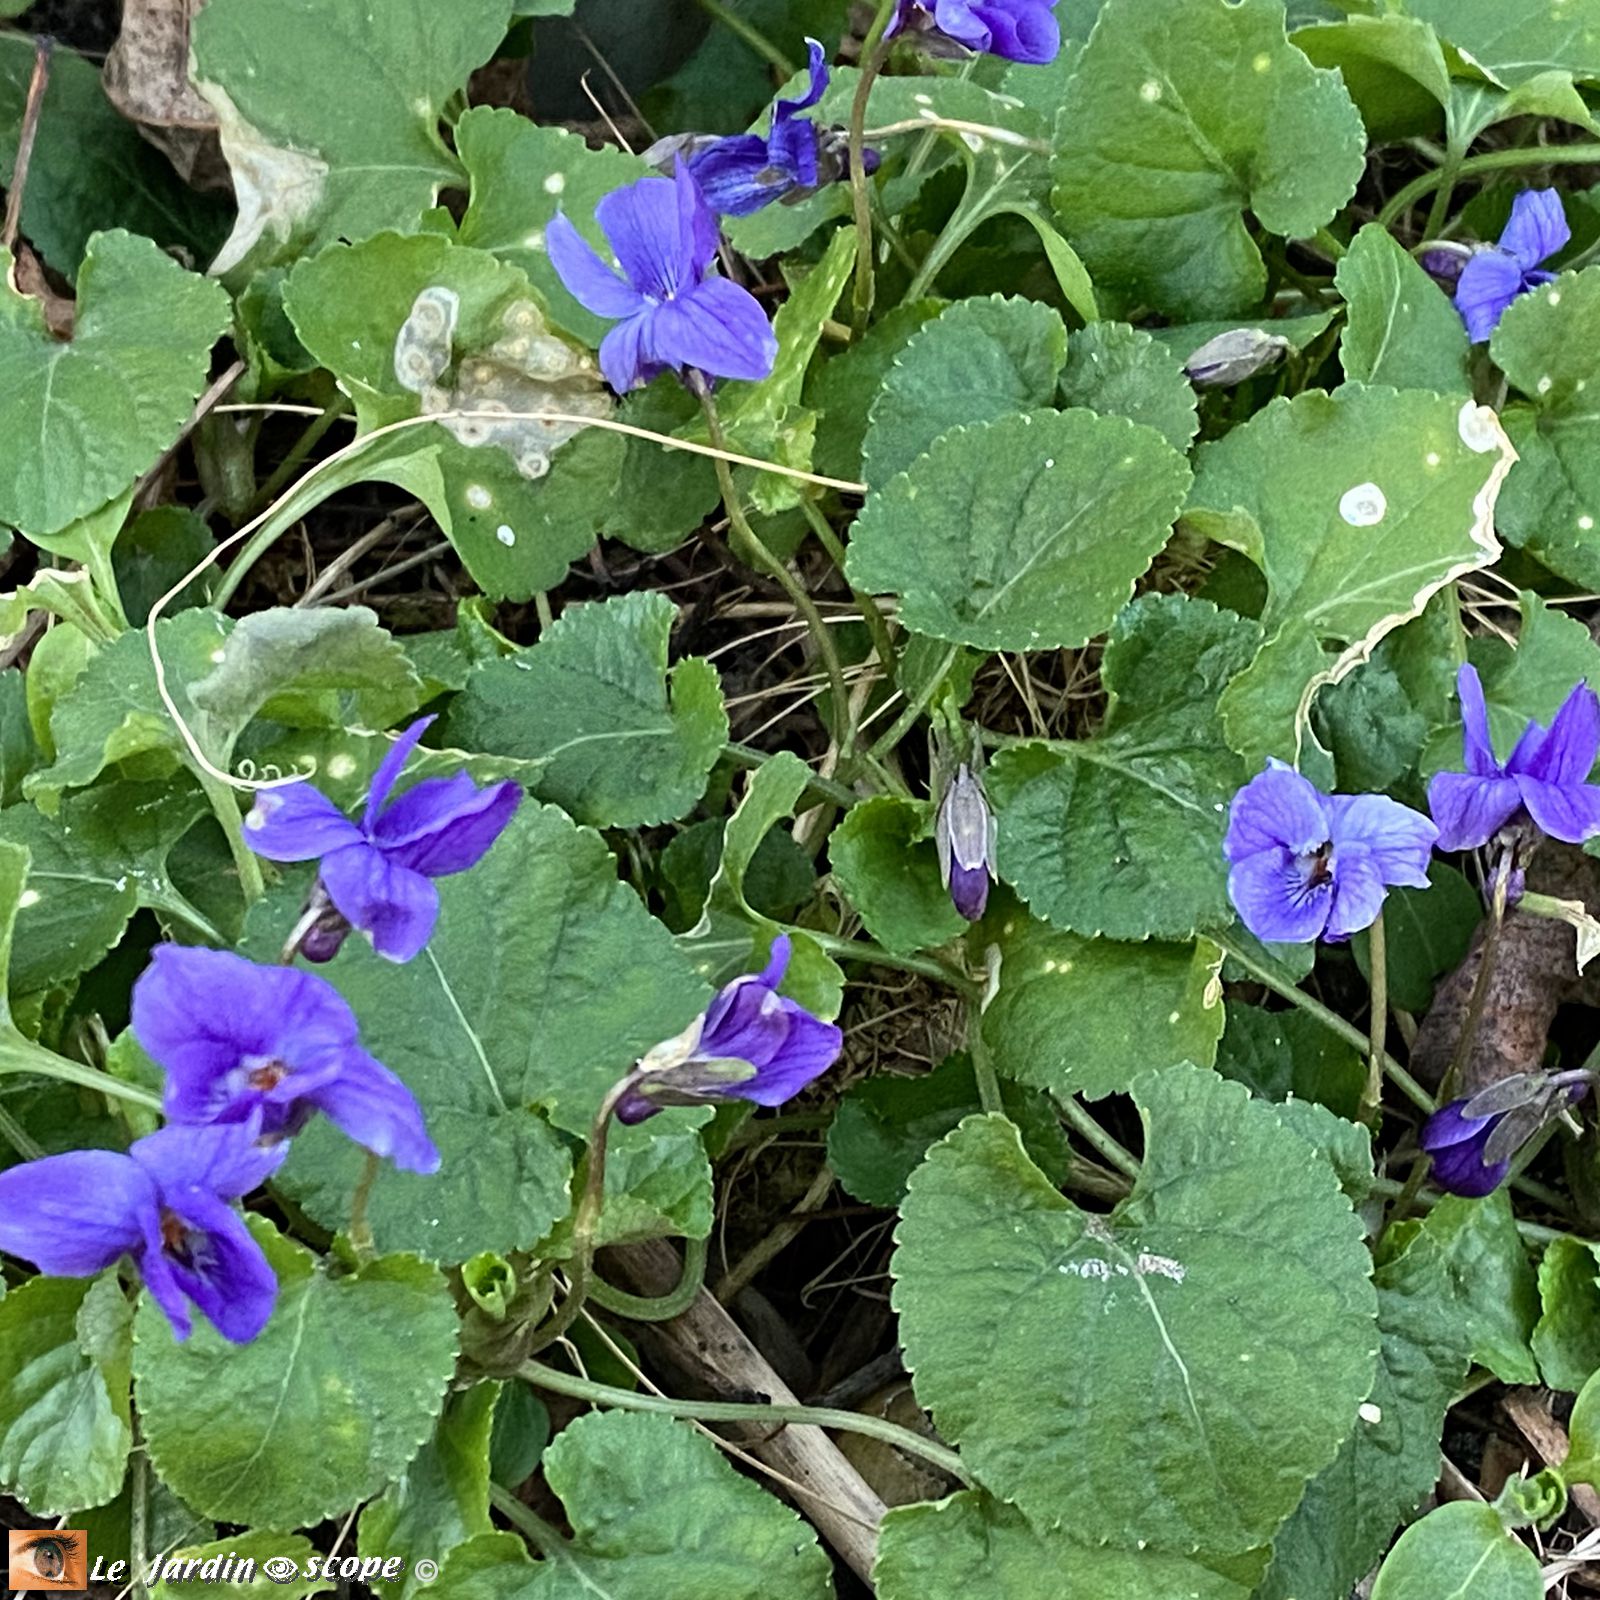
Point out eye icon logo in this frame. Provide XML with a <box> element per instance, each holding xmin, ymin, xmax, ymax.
<box><xmin>7</xmin><ymin>1530</ymin><xmax>87</xmax><ymax>1591</ymax></box>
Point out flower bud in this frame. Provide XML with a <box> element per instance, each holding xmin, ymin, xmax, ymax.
<box><xmin>1417</xmin><ymin>239</ymin><xmax>1473</xmax><ymax>291</ymax></box>
<box><xmin>298</xmin><ymin>903</ymin><xmax>353</xmax><ymax>964</ymax></box>
<box><xmin>1183</xmin><ymin>327</ymin><xmax>1291</xmax><ymax>388</ymax></box>
<box><xmin>936</xmin><ymin>763</ymin><xmax>998</xmax><ymax>922</ymax></box>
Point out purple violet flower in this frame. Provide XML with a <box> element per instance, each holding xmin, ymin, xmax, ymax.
<box><xmin>1428</xmin><ymin>664</ymin><xmax>1600</xmax><ymax>851</ymax></box>
<box><xmin>547</xmin><ymin>162</ymin><xmax>778</xmax><ymax>394</ymax></box>
<box><xmin>132</xmin><ymin>945</ymin><xmax>440</xmax><ymax>1174</ymax></box>
<box><xmin>1455</xmin><ymin>189</ymin><xmax>1569</xmax><ymax>342</ymax></box>
<box><xmin>889</xmin><ymin>0</ymin><xmax>1061</xmax><ymax>64</ymax></box>
<box><xmin>936</xmin><ymin>763</ymin><xmax>997</xmax><ymax>922</ymax></box>
<box><xmin>1420</xmin><ymin>1098</ymin><xmax>1513</xmax><ymax>1197</ymax></box>
<box><xmin>680</xmin><ymin>39</ymin><xmax>833</xmax><ymax>217</ymax></box>
<box><xmin>244</xmin><ymin>715</ymin><xmax>520</xmax><ymax>964</ymax></box>
<box><xmin>0</xmin><ymin>1118</ymin><xmax>283</xmax><ymax>1342</ymax></box>
<box><xmin>617</xmin><ymin>935</ymin><xmax>843</xmax><ymax>1124</ymax></box>
<box><xmin>1224</xmin><ymin>761</ymin><xmax>1437</xmax><ymax>944</ymax></box>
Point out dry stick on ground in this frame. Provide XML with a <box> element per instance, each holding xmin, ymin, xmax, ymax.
<box><xmin>604</xmin><ymin>1236</ymin><xmax>891</xmax><ymax>1583</ymax></box>
<box><xmin>1410</xmin><ymin>843</ymin><xmax>1600</xmax><ymax>1099</ymax></box>
<box><xmin>1</xmin><ymin>37</ymin><xmax>51</xmax><ymax>258</ymax></box>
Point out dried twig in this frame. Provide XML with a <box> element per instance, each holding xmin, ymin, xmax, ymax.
<box><xmin>604</xmin><ymin>1236</ymin><xmax>893</xmax><ymax>1583</ymax></box>
<box><xmin>2</xmin><ymin>37</ymin><xmax>52</xmax><ymax>260</ymax></box>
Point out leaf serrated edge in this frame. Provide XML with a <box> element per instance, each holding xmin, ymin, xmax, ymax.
<box><xmin>131</xmin><ymin>1245</ymin><xmax>459</xmax><ymax>1531</ymax></box>
<box><xmin>851</xmin><ymin>406</ymin><xmax>1193</xmax><ymax>653</ymax></box>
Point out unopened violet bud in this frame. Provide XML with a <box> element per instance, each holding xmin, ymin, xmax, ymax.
<box><xmin>1417</xmin><ymin>239</ymin><xmax>1472</xmax><ymax>291</ymax></box>
<box><xmin>298</xmin><ymin>906</ymin><xmax>353</xmax><ymax>964</ymax></box>
<box><xmin>1183</xmin><ymin>327</ymin><xmax>1291</xmax><ymax>388</ymax></box>
<box><xmin>936</xmin><ymin>763</ymin><xmax>998</xmax><ymax>923</ymax></box>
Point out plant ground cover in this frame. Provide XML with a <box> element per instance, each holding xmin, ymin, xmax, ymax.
<box><xmin>9</xmin><ymin>0</ymin><xmax>1600</xmax><ymax>1596</ymax></box>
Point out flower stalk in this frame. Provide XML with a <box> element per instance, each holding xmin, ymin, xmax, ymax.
<box><xmin>849</xmin><ymin>0</ymin><xmax>901</xmax><ymax>331</ymax></box>
<box><xmin>1364</xmin><ymin>907</ymin><xmax>1387</xmax><ymax>1123</ymax></box>
<box><xmin>524</xmin><ymin>1066</ymin><xmax>647</xmax><ymax>1357</ymax></box>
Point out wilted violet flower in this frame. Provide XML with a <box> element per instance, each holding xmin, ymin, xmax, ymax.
<box><xmin>936</xmin><ymin>763</ymin><xmax>997</xmax><ymax>921</ymax></box>
<box><xmin>1224</xmin><ymin>761</ymin><xmax>1437</xmax><ymax>944</ymax></box>
<box><xmin>132</xmin><ymin>946</ymin><xmax>440</xmax><ymax>1174</ymax></box>
<box><xmin>889</xmin><ymin>0</ymin><xmax>1061</xmax><ymax>64</ymax></box>
<box><xmin>1428</xmin><ymin>665</ymin><xmax>1600</xmax><ymax>851</ymax></box>
<box><xmin>664</xmin><ymin>40</ymin><xmax>838</xmax><ymax>217</ymax></box>
<box><xmin>245</xmin><ymin>715</ymin><xmax>520</xmax><ymax>964</ymax></box>
<box><xmin>1420</xmin><ymin>1098</ymin><xmax>1514</xmax><ymax>1197</ymax></box>
<box><xmin>547</xmin><ymin>162</ymin><xmax>778</xmax><ymax>393</ymax></box>
<box><xmin>617</xmin><ymin>935</ymin><xmax>842</xmax><ymax>1123</ymax></box>
<box><xmin>1455</xmin><ymin>188</ymin><xmax>1569</xmax><ymax>342</ymax></box>
<box><xmin>1421</xmin><ymin>1073</ymin><xmax>1587</xmax><ymax>1198</ymax></box>
<box><xmin>0</xmin><ymin>1118</ymin><xmax>283</xmax><ymax>1342</ymax></box>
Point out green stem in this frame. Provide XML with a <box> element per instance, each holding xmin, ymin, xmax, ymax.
<box><xmin>1365</xmin><ymin>908</ymin><xmax>1387</xmax><ymax>1122</ymax></box>
<box><xmin>246</xmin><ymin>396</ymin><xmax>351</xmax><ymax>518</ymax></box>
<box><xmin>693</xmin><ymin>0</ymin><xmax>797</xmax><ymax>74</ymax></box>
<box><xmin>197</xmin><ymin>769</ymin><xmax>266</xmax><ymax>907</ymax></box>
<box><xmin>1378</xmin><ymin>142</ymin><xmax>1600</xmax><ymax>230</ymax></box>
<box><xmin>130</xmin><ymin>1426</ymin><xmax>150</xmax><ymax>1600</ymax></box>
<box><xmin>588</xmin><ymin>1236</ymin><xmax>710</xmax><ymax>1322</ymax></box>
<box><xmin>147</xmin><ymin>886</ymin><xmax>228</xmax><ymax>947</ymax></box>
<box><xmin>1211</xmin><ymin>930</ymin><xmax>1435</xmax><ymax>1113</ymax></box>
<box><xmin>1369</xmin><ymin>1175</ymin><xmax>1577</xmax><ymax>1246</ymax></box>
<box><xmin>346</xmin><ymin>1149</ymin><xmax>381</xmax><ymax>1262</ymax></box>
<box><xmin>721</xmin><ymin>1110</ymin><xmax>832</xmax><ymax>1149</ymax></box>
<box><xmin>807</xmin><ymin>929</ymin><xmax>978</xmax><ymax>993</ymax></box>
<box><xmin>519</xmin><ymin>1357</ymin><xmax>973</xmax><ymax>1483</ymax></box>
<box><xmin>489</xmin><ymin>1484</ymin><xmax>575</xmax><ymax>1562</ymax></box>
<box><xmin>722</xmin><ymin>742</ymin><xmax>859</xmax><ymax>809</ymax></box>
<box><xmin>525</xmin><ymin>1069</ymin><xmax>642</xmax><ymax>1357</ymax></box>
<box><xmin>696</xmin><ymin>383</ymin><xmax>856</xmax><ymax>762</ymax></box>
<box><xmin>968</xmin><ymin>1007</ymin><xmax>1003</xmax><ymax>1115</ymax></box>
<box><xmin>849</xmin><ymin>1</ymin><xmax>900</xmax><ymax>331</ymax></box>
<box><xmin>0</xmin><ymin>1030</ymin><xmax>163</xmax><ymax>1111</ymax></box>
<box><xmin>0</xmin><ymin>1102</ymin><xmax>42</xmax><ymax>1161</ymax></box>
<box><xmin>1423</xmin><ymin>150</ymin><xmax>1463</xmax><ymax>240</ymax></box>
<box><xmin>903</xmin><ymin>181</ymin><xmax>991</xmax><ymax>302</ymax></box>
<box><xmin>1059</xmin><ymin>1095</ymin><xmax>1141</xmax><ymax>1181</ymax></box>
<box><xmin>798</xmin><ymin>499</ymin><xmax>897</xmax><ymax>678</ymax></box>
<box><xmin>869</xmin><ymin>644</ymin><xmax>959</xmax><ymax>763</ymax></box>
<box><xmin>1312</xmin><ymin>225</ymin><xmax>1347</xmax><ymax>262</ymax></box>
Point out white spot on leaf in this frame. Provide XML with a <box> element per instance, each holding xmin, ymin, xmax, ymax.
<box><xmin>496</xmin><ymin>524</ymin><xmax>517</xmax><ymax>546</ymax></box>
<box><xmin>465</xmin><ymin>483</ymin><xmax>492</xmax><ymax>510</ymax></box>
<box><xmin>1339</xmin><ymin>482</ymin><xmax>1386</xmax><ymax>526</ymax></box>
<box><xmin>1457</xmin><ymin>400</ymin><xmax>1500</xmax><ymax>453</ymax></box>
